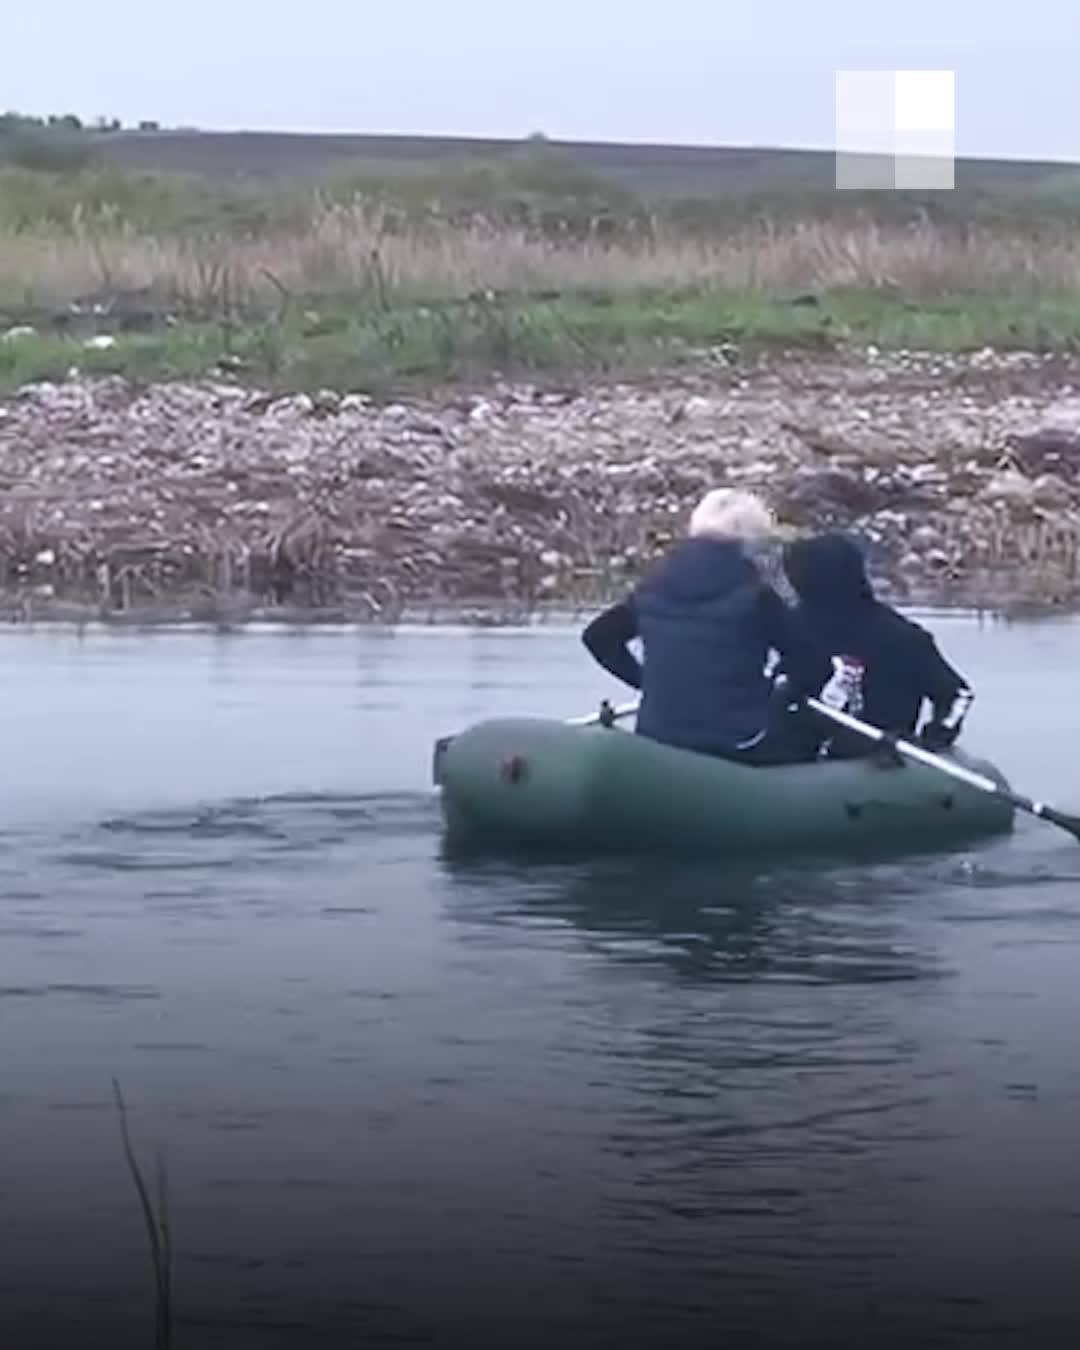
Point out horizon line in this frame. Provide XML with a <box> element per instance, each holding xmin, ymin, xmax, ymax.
<box><xmin>100</xmin><ymin>125</ymin><xmax>1080</xmax><ymax>170</ymax></box>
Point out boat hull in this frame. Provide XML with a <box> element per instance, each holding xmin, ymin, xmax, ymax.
<box><xmin>434</xmin><ymin>718</ymin><xmax>1015</xmax><ymax>858</ymax></box>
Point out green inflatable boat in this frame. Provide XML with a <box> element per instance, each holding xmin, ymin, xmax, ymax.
<box><xmin>433</xmin><ymin>717</ymin><xmax>1015</xmax><ymax>857</ymax></box>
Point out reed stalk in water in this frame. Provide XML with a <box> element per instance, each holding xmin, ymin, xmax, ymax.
<box><xmin>112</xmin><ymin>1078</ymin><xmax>174</xmax><ymax>1350</ymax></box>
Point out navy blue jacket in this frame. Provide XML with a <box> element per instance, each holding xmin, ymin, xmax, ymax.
<box><xmin>582</xmin><ymin>538</ymin><xmax>830</xmax><ymax>755</ymax></box>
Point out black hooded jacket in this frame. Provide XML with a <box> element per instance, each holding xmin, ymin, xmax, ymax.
<box><xmin>782</xmin><ymin>533</ymin><xmax>973</xmax><ymax>745</ymax></box>
<box><xmin>582</xmin><ymin>537</ymin><xmax>831</xmax><ymax>755</ymax></box>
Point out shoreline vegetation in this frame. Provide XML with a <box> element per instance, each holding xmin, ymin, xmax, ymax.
<box><xmin>3</xmin><ymin>116</ymin><xmax>1080</xmax><ymax>622</ymax></box>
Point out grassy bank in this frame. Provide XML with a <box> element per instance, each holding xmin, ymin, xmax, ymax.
<box><xmin>4</xmin><ymin>289</ymin><xmax>1080</xmax><ymax>394</ymax></box>
<box><xmin>2</xmin><ymin>131</ymin><xmax>1079</xmax><ymax>622</ymax></box>
<box><xmin>3</xmin><ymin>141</ymin><xmax>1080</xmax><ymax>392</ymax></box>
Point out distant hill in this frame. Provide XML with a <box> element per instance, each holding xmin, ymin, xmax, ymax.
<box><xmin>96</xmin><ymin>129</ymin><xmax>1080</xmax><ymax>198</ymax></box>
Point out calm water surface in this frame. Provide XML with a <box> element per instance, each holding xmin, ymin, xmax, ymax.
<box><xmin>2</xmin><ymin>617</ymin><xmax>1079</xmax><ymax>1349</ymax></box>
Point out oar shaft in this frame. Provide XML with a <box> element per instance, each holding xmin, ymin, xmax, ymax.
<box><xmin>805</xmin><ymin>699</ymin><xmax>1001</xmax><ymax>794</ymax></box>
<box><xmin>808</xmin><ymin>697</ymin><xmax>1080</xmax><ymax>840</ymax></box>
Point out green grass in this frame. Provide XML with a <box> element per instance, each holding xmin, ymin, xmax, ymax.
<box><xmin>0</xmin><ymin>165</ymin><xmax>313</xmax><ymax>234</ymax></box>
<box><xmin>5</xmin><ymin>289</ymin><xmax>1080</xmax><ymax>394</ymax></box>
<box><xmin>4</xmin><ymin>139</ymin><xmax>1080</xmax><ymax>393</ymax></box>
<box><xmin>0</xmin><ymin>143</ymin><xmax>640</xmax><ymax>238</ymax></box>
<box><xmin>5</xmin><ymin>144</ymin><xmax>1080</xmax><ymax>241</ymax></box>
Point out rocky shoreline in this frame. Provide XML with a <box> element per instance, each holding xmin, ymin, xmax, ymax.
<box><xmin>3</xmin><ymin>346</ymin><xmax>1080</xmax><ymax>625</ymax></box>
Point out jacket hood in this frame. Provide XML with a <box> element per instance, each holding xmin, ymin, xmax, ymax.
<box><xmin>645</xmin><ymin>536</ymin><xmax>761</xmax><ymax>604</ymax></box>
<box><xmin>782</xmin><ymin>533</ymin><xmax>875</xmax><ymax>608</ymax></box>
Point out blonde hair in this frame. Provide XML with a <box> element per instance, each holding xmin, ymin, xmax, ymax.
<box><xmin>688</xmin><ymin>489</ymin><xmax>776</xmax><ymax>541</ymax></box>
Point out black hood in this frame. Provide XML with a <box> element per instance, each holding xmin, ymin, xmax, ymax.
<box><xmin>646</xmin><ymin>536</ymin><xmax>761</xmax><ymax>604</ymax></box>
<box><xmin>783</xmin><ymin>533</ymin><xmax>875</xmax><ymax>608</ymax></box>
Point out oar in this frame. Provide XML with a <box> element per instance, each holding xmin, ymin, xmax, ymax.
<box><xmin>807</xmin><ymin>697</ymin><xmax>1080</xmax><ymax>843</ymax></box>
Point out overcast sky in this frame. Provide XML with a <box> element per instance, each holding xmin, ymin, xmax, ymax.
<box><xmin>7</xmin><ymin>0</ymin><xmax>1078</xmax><ymax>162</ymax></box>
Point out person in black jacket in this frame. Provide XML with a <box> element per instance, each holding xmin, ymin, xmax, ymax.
<box><xmin>582</xmin><ymin>490</ymin><xmax>831</xmax><ymax>764</ymax></box>
<box><xmin>781</xmin><ymin>532</ymin><xmax>974</xmax><ymax>758</ymax></box>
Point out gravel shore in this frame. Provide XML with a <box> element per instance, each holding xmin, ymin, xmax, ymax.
<box><xmin>3</xmin><ymin>346</ymin><xmax>1080</xmax><ymax>624</ymax></box>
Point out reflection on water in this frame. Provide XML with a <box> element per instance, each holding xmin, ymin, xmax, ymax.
<box><xmin>0</xmin><ymin>622</ymin><xmax>1079</xmax><ymax>1348</ymax></box>
<box><xmin>443</xmin><ymin>853</ymin><xmax>955</xmax><ymax>986</ymax></box>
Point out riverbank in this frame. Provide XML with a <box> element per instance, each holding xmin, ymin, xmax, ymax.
<box><xmin>5</xmin><ymin>165</ymin><xmax>1080</xmax><ymax>397</ymax></box>
<box><xmin>3</xmin><ymin>344</ymin><xmax>1080</xmax><ymax>624</ymax></box>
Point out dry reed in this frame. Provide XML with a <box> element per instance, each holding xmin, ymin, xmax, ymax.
<box><xmin>111</xmin><ymin>1078</ymin><xmax>174</xmax><ymax>1350</ymax></box>
<box><xmin>5</xmin><ymin>207</ymin><xmax>1080</xmax><ymax>314</ymax></box>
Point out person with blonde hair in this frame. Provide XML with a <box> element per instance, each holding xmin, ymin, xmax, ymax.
<box><xmin>582</xmin><ymin>489</ymin><xmax>830</xmax><ymax>764</ymax></box>
<box><xmin>687</xmin><ymin>487</ymin><xmax>777</xmax><ymax>542</ymax></box>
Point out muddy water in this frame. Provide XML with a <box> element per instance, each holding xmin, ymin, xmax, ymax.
<box><xmin>1</xmin><ymin>618</ymin><xmax>1078</xmax><ymax>1349</ymax></box>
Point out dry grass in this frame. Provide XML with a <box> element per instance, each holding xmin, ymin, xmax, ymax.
<box><xmin>5</xmin><ymin>206</ymin><xmax>1080</xmax><ymax>316</ymax></box>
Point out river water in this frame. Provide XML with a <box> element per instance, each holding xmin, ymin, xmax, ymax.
<box><xmin>2</xmin><ymin>616</ymin><xmax>1078</xmax><ymax>1350</ymax></box>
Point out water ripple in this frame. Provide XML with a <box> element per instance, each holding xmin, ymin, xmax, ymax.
<box><xmin>2</xmin><ymin>622</ymin><xmax>1079</xmax><ymax>1350</ymax></box>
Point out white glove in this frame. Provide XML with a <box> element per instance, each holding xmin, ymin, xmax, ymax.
<box><xmin>819</xmin><ymin>658</ymin><xmax>850</xmax><ymax>711</ymax></box>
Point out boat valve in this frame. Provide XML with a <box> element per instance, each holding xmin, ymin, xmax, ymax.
<box><xmin>499</xmin><ymin>754</ymin><xmax>528</xmax><ymax>785</ymax></box>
